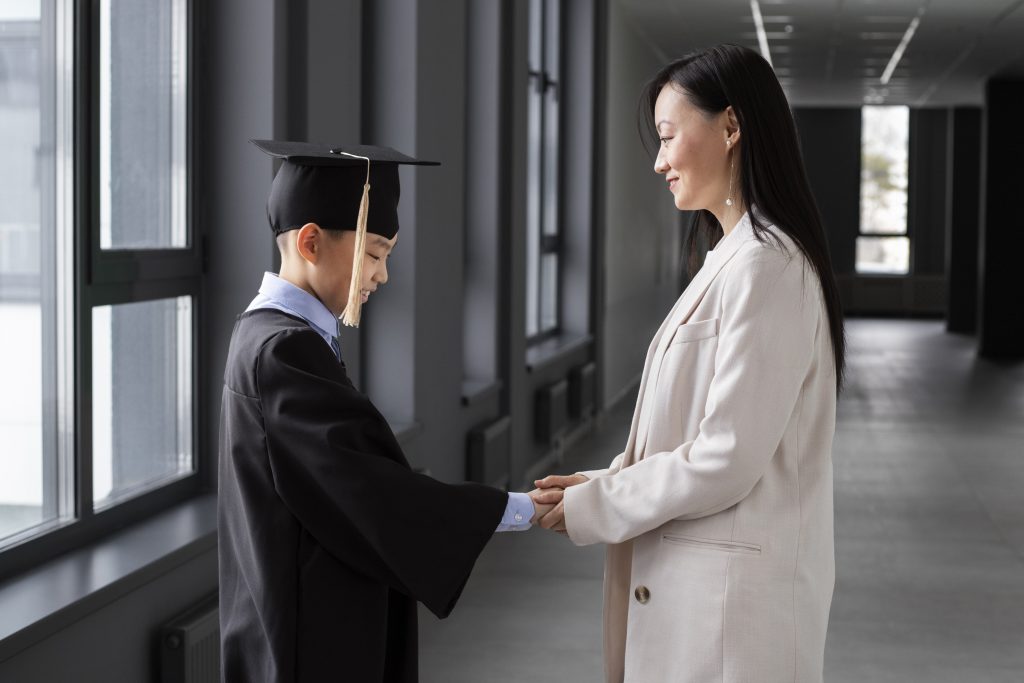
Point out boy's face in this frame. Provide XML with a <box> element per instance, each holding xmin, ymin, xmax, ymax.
<box><xmin>286</xmin><ymin>225</ymin><xmax>398</xmax><ymax>318</ymax></box>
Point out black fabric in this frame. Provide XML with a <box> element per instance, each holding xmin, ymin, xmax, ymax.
<box><xmin>218</xmin><ymin>309</ymin><xmax>507</xmax><ymax>683</ymax></box>
<box><xmin>251</xmin><ymin>140</ymin><xmax>440</xmax><ymax>167</ymax></box>
<box><xmin>267</xmin><ymin>161</ymin><xmax>403</xmax><ymax>238</ymax></box>
<box><xmin>252</xmin><ymin>140</ymin><xmax>439</xmax><ymax>238</ymax></box>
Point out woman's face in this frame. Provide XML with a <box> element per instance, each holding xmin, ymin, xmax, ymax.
<box><xmin>652</xmin><ymin>84</ymin><xmax>737</xmax><ymax>212</ymax></box>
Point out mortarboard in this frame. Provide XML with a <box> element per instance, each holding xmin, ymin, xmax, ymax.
<box><xmin>252</xmin><ymin>140</ymin><xmax>439</xmax><ymax>327</ymax></box>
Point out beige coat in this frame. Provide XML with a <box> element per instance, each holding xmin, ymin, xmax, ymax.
<box><xmin>564</xmin><ymin>212</ymin><xmax>836</xmax><ymax>683</ymax></box>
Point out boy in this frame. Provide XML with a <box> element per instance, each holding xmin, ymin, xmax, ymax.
<box><xmin>218</xmin><ymin>141</ymin><xmax>552</xmax><ymax>682</ymax></box>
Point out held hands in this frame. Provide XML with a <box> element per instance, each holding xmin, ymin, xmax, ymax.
<box><xmin>527</xmin><ymin>487</ymin><xmax>563</xmax><ymax>525</ymax></box>
<box><xmin>529</xmin><ymin>474</ymin><xmax>590</xmax><ymax>534</ymax></box>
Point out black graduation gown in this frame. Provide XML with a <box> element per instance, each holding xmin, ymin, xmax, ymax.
<box><xmin>218</xmin><ymin>309</ymin><xmax>507</xmax><ymax>682</ymax></box>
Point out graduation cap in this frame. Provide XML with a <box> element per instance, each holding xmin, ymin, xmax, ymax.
<box><xmin>252</xmin><ymin>140</ymin><xmax>439</xmax><ymax>327</ymax></box>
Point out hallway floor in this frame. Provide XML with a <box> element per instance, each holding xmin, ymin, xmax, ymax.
<box><xmin>419</xmin><ymin>319</ymin><xmax>1024</xmax><ymax>682</ymax></box>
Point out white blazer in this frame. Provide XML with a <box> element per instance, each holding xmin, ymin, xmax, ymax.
<box><xmin>564</xmin><ymin>212</ymin><xmax>837</xmax><ymax>683</ymax></box>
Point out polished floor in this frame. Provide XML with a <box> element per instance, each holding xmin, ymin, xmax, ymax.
<box><xmin>419</xmin><ymin>319</ymin><xmax>1024</xmax><ymax>682</ymax></box>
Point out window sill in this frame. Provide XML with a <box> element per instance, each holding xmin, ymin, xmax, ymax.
<box><xmin>461</xmin><ymin>379</ymin><xmax>503</xmax><ymax>406</ymax></box>
<box><xmin>526</xmin><ymin>332</ymin><xmax>593</xmax><ymax>374</ymax></box>
<box><xmin>0</xmin><ymin>494</ymin><xmax>217</xmax><ymax>664</ymax></box>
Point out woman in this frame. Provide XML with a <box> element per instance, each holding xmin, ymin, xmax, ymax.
<box><xmin>534</xmin><ymin>44</ymin><xmax>845</xmax><ymax>682</ymax></box>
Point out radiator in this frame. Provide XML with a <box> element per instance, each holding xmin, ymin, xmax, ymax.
<box><xmin>466</xmin><ymin>415</ymin><xmax>511</xmax><ymax>487</ymax></box>
<box><xmin>568</xmin><ymin>362</ymin><xmax>596</xmax><ymax>420</ymax></box>
<box><xmin>535</xmin><ymin>379</ymin><xmax>569</xmax><ymax>445</ymax></box>
<box><xmin>159</xmin><ymin>594</ymin><xmax>220</xmax><ymax>683</ymax></box>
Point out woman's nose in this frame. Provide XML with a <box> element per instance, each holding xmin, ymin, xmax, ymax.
<box><xmin>376</xmin><ymin>261</ymin><xmax>389</xmax><ymax>284</ymax></box>
<box><xmin>653</xmin><ymin>149</ymin><xmax>669</xmax><ymax>174</ymax></box>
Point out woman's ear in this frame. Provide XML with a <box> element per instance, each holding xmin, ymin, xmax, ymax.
<box><xmin>294</xmin><ymin>223</ymin><xmax>321</xmax><ymax>265</ymax></box>
<box><xmin>724</xmin><ymin>105</ymin><xmax>741</xmax><ymax>145</ymax></box>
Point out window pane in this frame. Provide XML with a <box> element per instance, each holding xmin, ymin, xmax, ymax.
<box><xmin>92</xmin><ymin>296</ymin><xmax>193</xmax><ymax>510</ymax></box>
<box><xmin>860</xmin><ymin>105</ymin><xmax>908</xmax><ymax>236</ymax></box>
<box><xmin>541</xmin><ymin>252</ymin><xmax>559</xmax><ymax>333</ymax></box>
<box><xmin>525</xmin><ymin>0</ymin><xmax>543</xmax><ymax>338</ymax></box>
<box><xmin>541</xmin><ymin>0</ymin><xmax>559</xmax><ymax>239</ymax></box>
<box><xmin>0</xmin><ymin>302</ymin><xmax>45</xmax><ymax>540</ymax></box>
<box><xmin>0</xmin><ymin>0</ymin><xmax>72</xmax><ymax>545</ymax></box>
<box><xmin>856</xmin><ymin>236</ymin><xmax>909</xmax><ymax>275</ymax></box>
<box><xmin>99</xmin><ymin>0</ymin><xmax>187</xmax><ymax>250</ymax></box>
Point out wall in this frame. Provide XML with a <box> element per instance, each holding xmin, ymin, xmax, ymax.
<box><xmin>978</xmin><ymin>79</ymin><xmax>1024</xmax><ymax>358</ymax></box>
<box><xmin>946</xmin><ymin>107</ymin><xmax>983</xmax><ymax>334</ymax></box>
<box><xmin>909</xmin><ymin>108</ymin><xmax>949</xmax><ymax>276</ymax></box>
<box><xmin>201</xmin><ymin>0</ymin><xmax>281</xmax><ymax>482</ymax></box>
<box><xmin>599</xmin><ymin>0</ymin><xmax>684</xmax><ymax>410</ymax></box>
<box><xmin>0</xmin><ymin>552</ymin><xmax>216</xmax><ymax>682</ymax></box>
<box><xmin>794</xmin><ymin>106</ymin><xmax>950</xmax><ymax>317</ymax></box>
<box><xmin>359</xmin><ymin>0</ymin><xmax>472</xmax><ymax>480</ymax></box>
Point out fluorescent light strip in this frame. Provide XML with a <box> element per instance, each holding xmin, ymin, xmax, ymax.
<box><xmin>750</xmin><ymin>0</ymin><xmax>773</xmax><ymax>67</ymax></box>
<box><xmin>880</xmin><ymin>8</ymin><xmax>925</xmax><ymax>85</ymax></box>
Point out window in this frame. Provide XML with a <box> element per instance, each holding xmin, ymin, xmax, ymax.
<box><xmin>0</xmin><ymin>0</ymin><xmax>74</xmax><ymax>547</ymax></box>
<box><xmin>526</xmin><ymin>0</ymin><xmax>561</xmax><ymax>341</ymax></box>
<box><xmin>99</xmin><ymin>0</ymin><xmax>188</xmax><ymax>250</ymax></box>
<box><xmin>91</xmin><ymin>296</ymin><xmax>193</xmax><ymax>511</ymax></box>
<box><xmin>0</xmin><ymin>0</ymin><xmax>198</xmax><ymax>570</ymax></box>
<box><xmin>858</xmin><ymin>105</ymin><xmax>910</xmax><ymax>275</ymax></box>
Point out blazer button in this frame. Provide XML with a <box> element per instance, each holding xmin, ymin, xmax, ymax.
<box><xmin>634</xmin><ymin>585</ymin><xmax>650</xmax><ymax>604</ymax></box>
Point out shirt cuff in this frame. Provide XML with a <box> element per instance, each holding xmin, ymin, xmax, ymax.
<box><xmin>494</xmin><ymin>492</ymin><xmax>534</xmax><ymax>532</ymax></box>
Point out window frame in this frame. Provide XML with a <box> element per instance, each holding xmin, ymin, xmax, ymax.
<box><xmin>856</xmin><ymin>104</ymin><xmax>913</xmax><ymax>276</ymax></box>
<box><xmin>0</xmin><ymin>0</ymin><xmax>203</xmax><ymax>583</ymax></box>
<box><xmin>525</xmin><ymin>0</ymin><xmax>563</xmax><ymax>345</ymax></box>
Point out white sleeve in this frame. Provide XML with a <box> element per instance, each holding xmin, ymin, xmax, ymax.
<box><xmin>564</xmin><ymin>250</ymin><xmax>822</xmax><ymax>546</ymax></box>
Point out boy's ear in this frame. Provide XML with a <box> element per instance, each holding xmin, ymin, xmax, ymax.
<box><xmin>294</xmin><ymin>223</ymin><xmax>322</xmax><ymax>265</ymax></box>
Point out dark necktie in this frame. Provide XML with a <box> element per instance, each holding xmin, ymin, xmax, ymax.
<box><xmin>331</xmin><ymin>319</ymin><xmax>342</xmax><ymax>362</ymax></box>
<box><xmin>333</xmin><ymin>319</ymin><xmax>346</xmax><ymax>368</ymax></box>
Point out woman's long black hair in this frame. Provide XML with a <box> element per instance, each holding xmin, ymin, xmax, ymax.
<box><xmin>639</xmin><ymin>44</ymin><xmax>846</xmax><ymax>393</ymax></box>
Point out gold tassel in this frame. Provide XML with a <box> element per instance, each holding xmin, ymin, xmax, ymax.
<box><xmin>341</xmin><ymin>156</ymin><xmax>371</xmax><ymax>327</ymax></box>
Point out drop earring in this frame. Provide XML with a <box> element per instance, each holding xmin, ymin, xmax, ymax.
<box><xmin>725</xmin><ymin>139</ymin><xmax>734</xmax><ymax>207</ymax></box>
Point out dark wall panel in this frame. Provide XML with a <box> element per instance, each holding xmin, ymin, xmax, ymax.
<box><xmin>945</xmin><ymin>107</ymin><xmax>982</xmax><ymax>334</ymax></box>
<box><xmin>793</xmin><ymin>108</ymin><xmax>860</xmax><ymax>276</ymax></box>
<box><xmin>979</xmin><ymin>80</ymin><xmax>1024</xmax><ymax>358</ymax></box>
<box><xmin>909</xmin><ymin>109</ymin><xmax>949</xmax><ymax>275</ymax></box>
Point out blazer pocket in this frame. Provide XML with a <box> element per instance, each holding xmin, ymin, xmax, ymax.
<box><xmin>662</xmin><ymin>534</ymin><xmax>762</xmax><ymax>555</ymax></box>
<box><xmin>669</xmin><ymin>317</ymin><xmax>720</xmax><ymax>345</ymax></box>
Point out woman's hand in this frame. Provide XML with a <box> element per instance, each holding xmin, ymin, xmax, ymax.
<box><xmin>527</xmin><ymin>487</ymin><xmax>564</xmax><ymax>524</ymax></box>
<box><xmin>531</xmin><ymin>474</ymin><xmax>589</xmax><ymax>532</ymax></box>
<box><xmin>533</xmin><ymin>473</ymin><xmax>589</xmax><ymax>490</ymax></box>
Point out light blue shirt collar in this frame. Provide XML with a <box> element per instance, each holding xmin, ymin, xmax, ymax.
<box><xmin>246</xmin><ymin>272</ymin><xmax>339</xmax><ymax>350</ymax></box>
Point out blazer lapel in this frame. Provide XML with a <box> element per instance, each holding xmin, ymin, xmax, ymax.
<box><xmin>617</xmin><ymin>285</ymin><xmax>695</xmax><ymax>471</ymax></box>
<box><xmin>630</xmin><ymin>214</ymin><xmax>753</xmax><ymax>461</ymax></box>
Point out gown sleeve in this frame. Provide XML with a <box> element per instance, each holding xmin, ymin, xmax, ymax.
<box><xmin>256</xmin><ymin>326</ymin><xmax>508</xmax><ymax>618</ymax></box>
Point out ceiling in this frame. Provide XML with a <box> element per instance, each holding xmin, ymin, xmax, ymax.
<box><xmin>618</xmin><ymin>0</ymin><xmax>1024</xmax><ymax>106</ymax></box>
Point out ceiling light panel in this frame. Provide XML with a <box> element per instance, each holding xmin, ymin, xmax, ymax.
<box><xmin>618</xmin><ymin>0</ymin><xmax>1009</xmax><ymax>105</ymax></box>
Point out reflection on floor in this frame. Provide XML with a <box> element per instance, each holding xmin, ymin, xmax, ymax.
<box><xmin>419</xmin><ymin>319</ymin><xmax>1024</xmax><ymax>682</ymax></box>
